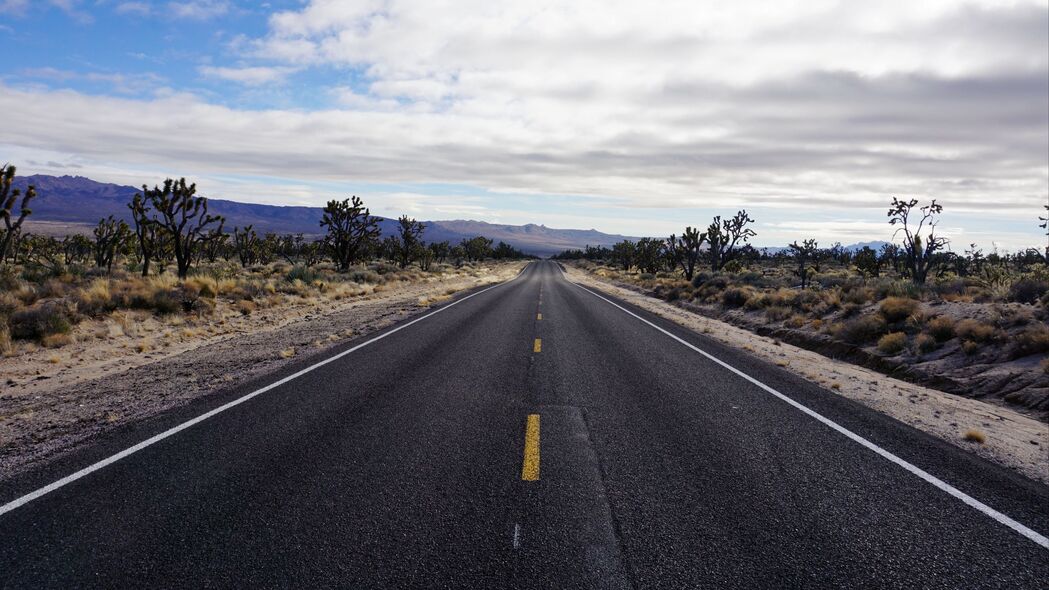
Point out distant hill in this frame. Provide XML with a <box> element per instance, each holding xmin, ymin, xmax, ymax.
<box><xmin>11</xmin><ymin>175</ymin><xmax>638</xmax><ymax>256</ymax></box>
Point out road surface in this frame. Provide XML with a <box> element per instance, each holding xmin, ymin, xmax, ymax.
<box><xmin>2</xmin><ymin>260</ymin><xmax>1047</xmax><ymax>588</ymax></box>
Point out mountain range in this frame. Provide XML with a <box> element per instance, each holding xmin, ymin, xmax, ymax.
<box><xmin>11</xmin><ymin>175</ymin><xmax>891</xmax><ymax>256</ymax></box>
<box><xmin>11</xmin><ymin>175</ymin><xmax>638</xmax><ymax>256</ymax></box>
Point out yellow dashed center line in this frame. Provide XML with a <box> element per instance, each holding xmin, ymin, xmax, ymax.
<box><xmin>533</xmin><ymin>338</ymin><xmax>542</xmax><ymax>353</ymax></box>
<box><xmin>521</xmin><ymin>414</ymin><xmax>541</xmax><ymax>481</ymax></box>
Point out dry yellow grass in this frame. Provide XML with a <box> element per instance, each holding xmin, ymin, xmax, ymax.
<box><xmin>279</xmin><ymin>347</ymin><xmax>296</xmax><ymax>359</ymax></box>
<box><xmin>963</xmin><ymin>429</ymin><xmax>987</xmax><ymax>444</ymax></box>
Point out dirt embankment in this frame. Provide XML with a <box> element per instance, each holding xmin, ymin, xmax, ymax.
<box><xmin>0</xmin><ymin>262</ymin><xmax>525</xmax><ymax>479</ymax></box>
<box><xmin>565</xmin><ymin>266</ymin><xmax>1049</xmax><ymax>485</ymax></box>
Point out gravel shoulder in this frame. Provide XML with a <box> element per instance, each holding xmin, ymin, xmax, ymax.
<box><xmin>565</xmin><ymin>265</ymin><xmax>1049</xmax><ymax>485</ymax></box>
<box><xmin>0</xmin><ymin>262</ymin><xmax>525</xmax><ymax>479</ymax></box>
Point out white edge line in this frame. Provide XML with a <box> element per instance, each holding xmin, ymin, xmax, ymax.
<box><xmin>0</xmin><ymin>274</ymin><xmax>521</xmax><ymax>518</ymax></box>
<box><xmin>567</xmin><ymin>276</ymin><xmax>1049</xmax><ymax>550</ymax></box>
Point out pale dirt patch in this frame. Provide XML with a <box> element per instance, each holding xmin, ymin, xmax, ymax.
<box><xmin>566</xmin><ymin>266</ymin><xmax>1049</xmax><ymax>485</ymax></box>
<box><xmin>0</xmin><ymin>262</ymin><xmax>525</xmax><ymax>479</ymax></box>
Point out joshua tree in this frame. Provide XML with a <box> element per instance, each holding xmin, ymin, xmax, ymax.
<box><xmin>139</xmin><ymin>178</ymin><xmax>224</xmax><ymax>279</ymax></box>
<box><xmin>707</xmin><ymin>210</ymin><xmax>756</xmax><ymax>271</ymax></box>
<box><xmin>1</xmin><ymin>164</ymin><xmax>36</xmax><ymax>266</ymax></box>
<box><xmin>233</xmin><ymin>225</ymin><xmax>263</xmax><ymax>268</ymax></box>
<box><xmin>62</xmin><ymin>234</ymin><xmax>93</xmax><ymax>266</ymax></box>
<box><xmin>788</xmin><ymin>239</ymin><xmax>818</xmax><ymax>289</ymax></box>
<box><xmin>853</xmin><ymin>246</ymin><xmax>881</xmax><ymax>278</ymax></box>
<box><xmin>1040</xmin><ymin>203</ymin><xmax>1048</xmax><ymax>261</ymax></box>
<box><xmin>129</xmin><ymin>192</ymin><xmax>161</xmax><ymax>277</ymax></box>
<box><xmin>888</xmin><ymin>197</ymin><xmax>948</xmax><ymax>285</ymax></box>
<box><xmin>611</xmin><ymin>240</ymin><xmax>636</xmax><ymax>270</ymax></box>
<box><xmin>92</xmin><ymin>215</ymin><xmax>130</xmax><ymax>273</ymax></box>
<box><xmin>429</xmin><ymin>241</ymin><xmax>451</xmax><ymax>263</ymax></box>
<box><xmin>460</xmin><ymin>236</ymin><xmax>493</xmax><ymax>261</ymax></box>
<box><xmin>321</xmin><ymin>196</ymin><xmax>381</xmax><ymax>271</ymax></box>
<box><xmin>394</xmin><ymin>215</ymin><xmax>425</xmax><ymax>268</ymax></box>
<box><xmin>633</xmin><ymin>237</ymin><xmax>665</xmax><ymax>274</ymax></box>
<box><xmin>666</xmin><ymin>226</ymin><xmax>707</xmax><ymax>280</ymax></box>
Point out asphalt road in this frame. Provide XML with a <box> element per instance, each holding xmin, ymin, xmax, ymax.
<box><xmin>2</xmin><ymin>260</ymin><xmax>1047</xmax><ymax>588</ymax></box>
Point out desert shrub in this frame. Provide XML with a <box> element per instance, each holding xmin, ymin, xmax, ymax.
<box><xmin>72</xmin><ymin>279</ymin><xmax>115</xmax><ymax>316</ymax></box>
<box><xmin>664</xmin><ymin>288</ymin><xmax>683</xmax><ymax>302</ymax></box>
<box><xmin>877</xmin><ymin>332</ymin><xmax>908</xmax><ymax>354</ymax></box>
<box><xmin>1042</xmin><ymin>357</ymin><xmax>1049</xmax><ymax>374</ymax></box>
<box><xmin>786</xmin><ymin>314</ymin><xmax>808</xmax><ymax>328</ymax></box>
<box><xmin>737</xmin><ymin>271</ymin><xmax>784</xmax><ymax>289</ymax></box>
<box><xmin>0</xmin><ymin>291</ymin><xmax>20</xmax><ymax>318</ymax></box>
<box><xmin>874</xmin><ymin>280</ymin><xmax>921</xmax><ymax>300</ymax></box>
<box><xmin>638</xmin><ymin>273</ymin><xmax>655</xmax><ymax>281</ymax></box>
<box><xmin>932</xmin><ymin>278</ymin><xmax>967</xmax><ymax>297</ymax></box>
<box><xmin>41</xmin><ymin>332</ymin><xmax>74</xmax><ymax>348</ymax></box>
<box><xmin>838</xmin><ymin>314</ymin><xmax>888</xmax><ymax>345</ymax></box>
<box><xmin>792</xmin><ymin>289</ymin><xmax>822</xmax><ymax>313</ymax></box>
<box><xmin>184</xmin><ymin>276</ymin><xmax>218</xmax><ymax>299</ymax></box>
<box><xmin>961</xmin><ymin>340</ymin><xmax>981</xmax><ymax>355</ymax></box>
<box><xmin>694</xmin><ymin>275</ymin><xmax>729</xmax><ymax>299</ymax></box>
<box><xmin>963</xmin><ymin>429</ymin><xmax>986</xmax><ymax>444</ymax></box>
<box><xmin>721</xmin><ymin>287</ymin><xmax>752</xmax><ymax>308</ymax></box>
<box><xmin>0</xmin><ymin>325</ymin><xmax>12</xmax><ymax>355</ymax></box>
<box><xmin>1008</xmin><ymin>278</ymin><xmax>1047</xmax><ymax>305</ymax></box>
<box><xmin>691</xmin><ymin>271</ymin><xmax>714</xmax><ymax>288</ymax></box>
<box><xmin>9</xmin><ymin>301</ymin><xmax>77</xmax><ymax>340</ymax></box>
<box><xmin>286</xmin><ymin>265</ymin><xmax>321</xmax><ymax>285</ymax></box>
<box><xmin>841</xmin><ymin>302</ymin><xmax>863</xmax><ymax>318</ymax></box>
<box><xmin>765</xmin><ymin>306</ymin><xmax>793</xmax><ymax>322</ymax></box>
<box><xmin>926</xmin><ymin>316</ymin><xmax>955</xmax><ymax>341</ymax></box>
<box><xmin>236</xmin><ymin>299</ymin><xmax>257</xmax><ymax>315</ymax></box>
<box><xmin>879</xmin><ymin>297</ymin><xmax>919</xmax><ymax>323</ymax></box>
<box><xmin>1014</xmin><ymin>324</ymin><xmax>1049</xmax><ymax>357</ymax></box>
<box><xmin>813</xmin><ymin>272</ymin><xmax>848</xmax><ymax>289</ymax></box>
<box><xmin>348</xmin><ymin>269</ymin><xmax>381</xmax><ymax>284</ymax></box>
<box><xmin>955</xmin><ymin>319</ymin><xmax>998</xmax><ymax>343</ymax></box>
<box><xmin>150</xmin><ymin>290</ymin><xmax>182</xmax><ymax>315</ymax></box>
<box><xmin>914</xmin><ymin>333</ymin><xmax>938</xmax><ymax>354</ymax></box>
<box><xmin>842</xmin><ymin>286</ymin><xmax>873</xmax><ymax>305</ymax></box>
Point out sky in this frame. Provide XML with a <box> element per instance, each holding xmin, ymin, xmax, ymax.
<box><xmin>0</xmin><ymin>0</ymin><xmax>1047</xmax><ymax>250</ymax></box>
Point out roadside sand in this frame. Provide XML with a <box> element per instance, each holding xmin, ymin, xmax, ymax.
<box><xmin>566</xmin><ymin>266</ymin><xmax>1049</xmax><ymax>485</ymax></box>
<box><xmin>0</xmin><ymin>262</ymin><xmax>525</xmax><ymax>478</ymax></box>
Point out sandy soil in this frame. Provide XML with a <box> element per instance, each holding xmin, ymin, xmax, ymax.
<box><xmin>0</xmin><ymin>262</ymin><xmax>525</xmax><ymax>479</ymax></box>
<box><xmin>565</xmin><ymin>266</ymin><xmax>1049</xmax><ymax>485</ymax></box>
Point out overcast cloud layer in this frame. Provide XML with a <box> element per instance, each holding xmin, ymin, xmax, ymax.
<box><xmin>1</xmin><ymin>0</ymin><xmax>1047</xmax><ymax>248</ymax></box>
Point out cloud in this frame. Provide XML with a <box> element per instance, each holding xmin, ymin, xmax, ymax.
<box><xmin>1</xmin><ymin>0</ymin><xmax>1046</xmax><ymax>248</ymax></box>
<box><xmin>0</xmin><ymin>0</ymin><xmax>28</xmax><ymax>14</ymax></box>
<box><xmin>167</xmin><ymin>0</ymin><xmax>229</xmax><ymax>20</ymax></box>
<box><xmin>198</xmin><ymin>65</ymin><xmax>296</xmax><ymax>85</ymax></box>
<box><xmin>115</xmin><ymin>2</ymin><xmax>151</xmax><ymax>16</ymax></box>
<box><xmin>19</xmin><ymin>67</ymin><xmax>167</xmax><ymax>95</ymax></box>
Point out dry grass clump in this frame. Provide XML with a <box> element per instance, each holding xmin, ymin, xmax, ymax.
<box><xmin>1041</xmin><ymin>357</ymin><xmax>1049</xmax><ymax>374</ymax></box>
<box><xmin>279</xmin><ymin>347</ymin><xmax>296</xmax><ymax>358</ymax></box>
<box><xmin>1013</xmin><ymin>324</ymin><xmax>1049</xmax><ymax>357</ymax></box>
<box><xmin>720</xmin><ymin>286</ymin><xmax>753</xmax><ymax>308</ymax></box>
<box><xmin>913</xmin><ymin>333</ymin><xmax>938</xmax><ymax>355</ymax></box>
<box><xmin>961</xmin><ymin>340</ymin><xmax>981</xmax><ymax>355</ymax></box>
<box><xmin>236</xmin><ymin>300</ymin><xmax>257</xmax><ymax>316</ymax></box>
<box><xmin>962</xmin><ymin>429</ymin><xmax>987</xmax><ymax>444</ymax></box>
<box><xmin>879</xmin><ymin>297</ymin><xmax>919</xmax><ymax>323</ymax></box>
<box><xmin>838</xmin><ymin>314</ymin><xmax>888</xmax><ymax>345</ymax></box>
<box><xmin>877</xmin><ymin>332</ymin><xmax>908</xmax><ymax>355</ymax></box>
<box><xmin>955</xmin><ymin>319</ymin><xmax>998</xmax><ymax>343</ymax></box>
<box><xmin>41</xmin><ymin>333</ymin><xmax>74</xmax><ymax>348</ymax></box>
<box><xmin>765</xmin><ymin>306</ymin><xmax>793</xmax><ymax>322</ymax></box>
<box><xmin>8</xmin><ymin>301</ymin><xmax>76</xmax><ymax>340</ymax></box>
<box><xmin>925</xmin><ymin>315</ymin><xmax>955</xmax><ymax>342</ymax></box>
<box><xmin>0</xmin><ymin>325</ymin><xmax>13</xmax><ymax>356</ymax></box>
